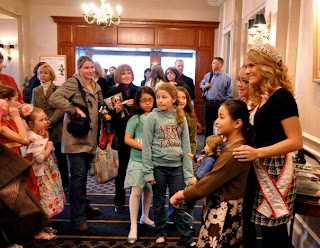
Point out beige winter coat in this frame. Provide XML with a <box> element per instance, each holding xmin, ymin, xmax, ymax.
<box><xmin>49</xmin><ymin>73</ymin><xmax>102</xmax><ymax>154</ymax></box>
<box><xmin>32</xmin><ymin>82</ymin><xmax>64</xmax><ymax>143</ymax></box>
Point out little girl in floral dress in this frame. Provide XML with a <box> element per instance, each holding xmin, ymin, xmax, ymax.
<box><xmin>23</xmin><ymin>104</ymin><xmax>66</xmax><ymax>238</ymax></box>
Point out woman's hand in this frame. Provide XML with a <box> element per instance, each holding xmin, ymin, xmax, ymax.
<box><xmin>75</xmin><ymin>107</ymin><xmax>86</xmax><ymax>117</ymax></box>
<box><xmin>170</xmin><ymin>190</ymin><xmax>185</xmax><ymax>208</ymax></box>
<box><xmin>115</xmin><ymin>103</ymin><xmax>124</xmax><ymax>113</ymax></box>
<box><xmin>169</xmin><ymin>81</ymin><xmax>177</xmax><ymax>86</ymax></box>
<box><xmin>47</xmin><ymin>120</ymin><xmax>52</xmax><ymax>129</ymax></box>
<box><xmin>125</xmin><ymin>99</ymin><xmax>134</xmax><ymax>107</ymax></box>
<box><xmin>232</xmin><ymin>145</ymin><xmax>259</xmax><ymax>162</ymax></box>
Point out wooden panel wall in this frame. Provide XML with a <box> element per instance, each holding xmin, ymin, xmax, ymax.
<box><xmin>52</xmin><ymin>17</ymin><xmax>219</xmax><ymax>130</ymax></box>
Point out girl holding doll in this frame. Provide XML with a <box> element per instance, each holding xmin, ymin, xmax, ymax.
<box><xmin>142</xmin><ymin>83</ymin><xmax>196</xmax><ymax>247</ymax></box>
<box><xmin>124</xmin><ymin>86</ymin><xmax>156</xmax><ymax>244</ymax></box>
<box><xmin>170</xmin><ymin>100</ymin><xmax>255</xmax><ymax>247</ymax></box>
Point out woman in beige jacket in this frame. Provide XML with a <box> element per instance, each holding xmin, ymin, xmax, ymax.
<box><xmin>49</xmin><ymin>55</ymin><xmax>103</xmax><ymax>231</ymax></box>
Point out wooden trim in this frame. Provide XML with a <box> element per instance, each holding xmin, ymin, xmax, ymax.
<box><xmin>52</xmin><ymin>16</ymin><xmax>219</xmax><ymax>128</ymax></box>
<box><xmin>51</xmin><ymin>16</ymin><xmax>219</xmax><ymax>28</ymax></box>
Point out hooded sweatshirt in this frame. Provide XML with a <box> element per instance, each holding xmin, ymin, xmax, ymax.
<box><xmin>142</xmin><ymin>108</ymin><xmax>193</xmax><ymax>185</ymax></box>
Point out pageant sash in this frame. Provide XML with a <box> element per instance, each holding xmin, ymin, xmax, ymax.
<box><xmin>253</xmin><ymin>153</ymin><xmax>294</xmax><ymax>218</ymax></box>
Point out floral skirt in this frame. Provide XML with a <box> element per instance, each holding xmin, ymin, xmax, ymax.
<box><xmin>36</xmin><ymin>155</ymin><xmax>66</xmax><ymax>218</ymax></box>
<box><xmin>197</xmin><ymin>194</ymin><xmax>243</xmax><ymax>248</ymax></box>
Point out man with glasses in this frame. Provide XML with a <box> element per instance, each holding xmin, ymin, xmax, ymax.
<box><xmin>200</xmin><ymin>57</ymin><xmax>233</xmax><ymax>139</ymax></box>
<box><xmin>0</xmin><ymin>53</ymin><xmax>24</xmax><ymax>103</ymax></box>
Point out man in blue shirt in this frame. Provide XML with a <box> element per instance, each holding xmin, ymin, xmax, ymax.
<box><xmin>199</xmin><ymin>57</ymin><xmax>233</xmax><ymax>139</ymax></box>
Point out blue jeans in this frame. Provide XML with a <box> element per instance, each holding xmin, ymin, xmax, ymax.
<box><xmin>67</xmin><ymin>152</ymin><xmax>94</xmax><ymax>225</ymax></box>
<box><xmin>152</xmin><ymin>166</ymin><xmax>194</xmax><ymax>245</ymax></box>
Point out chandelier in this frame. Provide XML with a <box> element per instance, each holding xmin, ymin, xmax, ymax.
<box><xmin>81</xmin><ymin>0</ymin><xmax>122</xmax><ymax>28</ymax></box>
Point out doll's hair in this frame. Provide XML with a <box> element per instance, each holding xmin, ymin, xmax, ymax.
<box><xmin>156</xmin><ymin>83</ymin><xmax>184</xmax><ymax>126</ymax></box>
<box><xmin>205</xmin><ymin>135</ymin><xmax>223</xmax><ymax>157</ymax></box>
<box><xmin>129</xmin><ymin>86</ymin><xmax>156</xmax><ymax>117</ymax></box>
<box><xmin>0</xmin><ymin>85</ymin><xmax>17</xmax><ymax>100</ymax></box>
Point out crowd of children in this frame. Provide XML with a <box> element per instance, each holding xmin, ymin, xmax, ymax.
<box><xmin>0</xmin><ymin>38</ymin><xmax>303</xmax><ymax>248</ymax></box>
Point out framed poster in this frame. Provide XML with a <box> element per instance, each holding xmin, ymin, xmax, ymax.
<box><xmin>39</xmin><ymin>55</ymin><xmax>67</xmax><ymax>85</ymax></box>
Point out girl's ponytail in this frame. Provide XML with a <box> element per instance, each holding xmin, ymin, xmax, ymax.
<box><xmin>243</xmin><ymin>123</ymin><xmax>255</xmax><ymax>147</ymax></box>
<box><xmin>174</xmin><ymin>104</ymin><xmax>184</xmax><ymax>126</ymax></box>
<box><xmin>222</xmin><ymin>100</ymin><xmax>255</xmax><ymax>147</ymax></box>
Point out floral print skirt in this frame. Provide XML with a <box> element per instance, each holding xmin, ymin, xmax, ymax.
<box><xmin>36</xmin><ymin>155</ymin><xmax>66</xmax><ymax>218</ymax></box>
<box><xmin>197</xmin><ymin>194</ymin><xmax>243</xmax><ymax>248</ymax></box>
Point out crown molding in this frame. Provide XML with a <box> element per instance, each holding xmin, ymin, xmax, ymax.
<box><xmin>208</xmin><ymin>0</ymin><xmax>224</xmax><ymax>6</ymax></box>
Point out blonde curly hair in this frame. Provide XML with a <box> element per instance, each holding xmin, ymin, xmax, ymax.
<box><xmin>247</xmin><ymin>49</ymin><xmax>295</xmax><ymax>107</ymax></box>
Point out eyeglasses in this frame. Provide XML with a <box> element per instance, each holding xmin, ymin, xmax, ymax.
<box><xmin>236</xmin><ymin>77</ymin><xmax>249</xmax><ymax>84</ymax></box>
<box><xmin>140</xmin><ymin>98</ymin><xmax>154</xmax><ymax>103</ymax></box>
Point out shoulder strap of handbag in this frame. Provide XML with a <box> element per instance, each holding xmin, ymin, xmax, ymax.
<box><xmin>71</xmin><ymin>76</ymin><xmax>88</xmax><ymax>109</ymax></box>
<box><xmin>203</xmin><ymin>72</ymin><xmax>214</xmax><ymax>95</ymax></box>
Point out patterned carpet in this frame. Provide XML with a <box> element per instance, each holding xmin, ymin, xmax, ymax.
<box><xmin>22</xmin><ymin>135</ymin><xmax>206</xmax><ymax>248</ymax></box>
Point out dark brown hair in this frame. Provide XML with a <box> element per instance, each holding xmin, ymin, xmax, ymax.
<box><xmin>0</xmin><ymin>85</ymin><xmax>17</xmax><ymax>100</ymax></box>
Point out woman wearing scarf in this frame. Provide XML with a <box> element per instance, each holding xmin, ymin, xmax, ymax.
<box><xmin>106</xmin><ymin>64</ymin><xmax>139</xmax><ymax>213</ymax></box>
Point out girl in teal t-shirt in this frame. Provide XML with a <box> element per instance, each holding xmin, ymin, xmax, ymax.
<box><xmin>124</xmin><ymin>86</ymin><xmax>156</xmax><ymax>244</ymax></box>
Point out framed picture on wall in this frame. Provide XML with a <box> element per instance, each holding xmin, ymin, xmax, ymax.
<box><xmin>39</xmin><ymin>55</ymin><xmax>67</xmax><ymax>85</ymax></box>
<box><xmin>314</xmin><ymin>0</ymin><xmax>320</xmax><ymax>82</ymax></box>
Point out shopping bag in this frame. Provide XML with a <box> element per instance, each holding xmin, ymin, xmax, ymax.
<box><xmin>94</xmin><ymin>131</ymin><xmax>119</xmax><ymax>184</ymax></box>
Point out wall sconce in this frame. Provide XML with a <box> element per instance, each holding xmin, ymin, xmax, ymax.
<box><xmin>7</xmin><ymin>45</ymin><xmax>15</xmax><ymax>60</ymax></box>
<box><xmin>0</xmin><ymin>44</ymin><xmax>15</xmax><ymax>60</ymax></box>
<box><xmin>247</xmin><ymin>11</ymin><xmax>271</xmax><ymax>44</ymax></box>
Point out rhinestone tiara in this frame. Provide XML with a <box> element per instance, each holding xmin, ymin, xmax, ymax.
<box><xmin>251</xmin><ymin>38</ymin><xmax>282</xmax><ymax>63</ymax></box>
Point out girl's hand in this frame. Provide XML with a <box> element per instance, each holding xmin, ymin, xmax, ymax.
<box><xmin>232</xmin><ymin>145</ymin><xmax>258</xmax><ymax>162</ymax></box>
<box><xmin>46</xmin><ymin>141</ymin><xmax>54</xmax><ymax>151</ymax></box>
<box><xmin>170</xmin><ymin>190</ymin><xmax>184</xmax><ymax>208</ymax></box>
<box><xmin>150</xmin><ymin>180</ymin><xmax>156</xmax><ymax>185</ymax></box>
<box><xmin>76</xmin><ymin>107</ymin><xmax>86</xmax><ymax>117</ymax></box>
<box><xmin>125</xmin><ymin>99</ymin><xmax>134</xmax><ymax>106</ymax></box>
<box><xmin>9</xmin><ymin>107</ymin><xmax>20</xmax><ymax>119</ymax></box>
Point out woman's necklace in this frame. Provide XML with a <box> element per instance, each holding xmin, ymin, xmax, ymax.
<box><xmin>225</xmin><ymin>138</ymin><xmax>244</xmax><ymax>149</ymax></box>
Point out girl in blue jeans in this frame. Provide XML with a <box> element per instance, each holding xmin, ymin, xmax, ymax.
<box><xmin>142</xmin><ymin>83</ymin><xmax>196</xmax><ymax>247</ymax></box>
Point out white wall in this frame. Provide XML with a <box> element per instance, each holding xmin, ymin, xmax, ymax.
<box><xmin>0</xmin><ymin>18</ymin><xmax>19</xmax><ymax>85</ymax></box>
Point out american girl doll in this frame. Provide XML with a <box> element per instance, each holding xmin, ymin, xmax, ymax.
<box><xmin>170</xmin><ymin>100</ymin><xmax>255</xmax><ymax>247</ymax></box>
<box><xmin>32</xmin><ymin>63</ymin><xmax>68</xmax><ymax>193</ymax></box>
<box><xmin>142</xmin><ymin>83</ymin><xmax>196</xmax><ymax>247</ymax></box>
<box><xmin>124</xmin><ymin>86</ymin><xmax>156</xmax><ymax>244</ymax></box>
<box><xmin>187</xmin><ymin>135</ymin><xmax>223</xmax><ymax>185</ymax></box>
<box><xmin>24</xmin><ymin>105</ymin><xmax>66</xmax><ymax>239</ymax></box>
